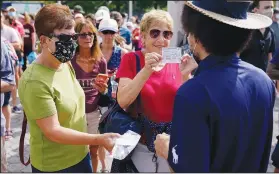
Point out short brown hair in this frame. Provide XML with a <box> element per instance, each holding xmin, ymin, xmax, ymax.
<box><xmin>35</xmin><ymin>4</ymin><xmax>74</xmax><ymax>38</ymax></box>
<box><xmin>75</xmin><ymin>20</ymin><xmax>103</xmax><ymax>62</ymax></box>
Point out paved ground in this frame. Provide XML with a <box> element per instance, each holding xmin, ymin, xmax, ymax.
<box><xmin>4</xmin><ymin>97</ymin><xmax>279</xmax><ymax>172</ymax></box>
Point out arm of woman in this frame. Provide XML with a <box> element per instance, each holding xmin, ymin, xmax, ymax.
<box><xmin>21</xmin><ymin>80</ymin><xmax>119</xmax><ymax>151</ymax></box>
<box><xmin>117</xmin><ymin>69</ymin><xmax>151</xmax><ymax>109</ymax></box>
<box><xmin>36</xmin><ymin>113</ymin><xmax>104</xmax><ymax>145</ymax></box>
<box><xmin>117</xmin><ymin>52</ymin><xmax>160</xmax><ymax>109</ymax></box>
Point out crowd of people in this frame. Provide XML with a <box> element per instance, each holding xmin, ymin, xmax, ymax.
<box><xmin>1</xmin><ymin>0</ymin><xmax>279</xmax><ymax>173</ymax></box>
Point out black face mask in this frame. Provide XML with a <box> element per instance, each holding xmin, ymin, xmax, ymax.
<box><xmin>49</xmin><ymin>40</ymin><xmax>77</xmax><ymax>63</ymax></box>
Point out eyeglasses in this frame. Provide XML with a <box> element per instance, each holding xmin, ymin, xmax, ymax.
<box><xmin>149</xmin><ymin>29</ymin><xmax>173</xmax><ymax>40</ymax></box>
<box><xmin>49</xmin><ymin>34</ymin><xmax>79</xmax><ymax>42</ymax></box>
<box><xmin>78</xmin><ymin>32</ymin><xmax>94</xmax><ymax>39</ymax></box>
<box><xmin>101</xmin><ymin>30</ymin><xmax>116</xmax><ymax>35</ymax></box>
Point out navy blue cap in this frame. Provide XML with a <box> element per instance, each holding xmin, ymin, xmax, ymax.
<box><xmin>192</xmin><ymin>0</ymin><xmax>251</xmax><ymax>19</ymax></box>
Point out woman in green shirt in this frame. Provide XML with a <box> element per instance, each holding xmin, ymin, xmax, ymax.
<box><xmin>18</xmin><ymin>4</ymin><xmax>120</xmax><ymax>173</ymax></box>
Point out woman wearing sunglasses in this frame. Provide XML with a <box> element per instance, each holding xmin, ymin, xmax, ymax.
<box><xmin>111</xmin><ymin>10</ymin><xmax>197</xmax><ymax>172</ymax></box>
<box><xmin>98</xmin><ymin>19</ymin><xmax>128</xmax><ymax>99</ymax></box>
<box><xmin>18</xmin><ymin>4</ymin><xmax>120</xmax><ymax>173</ymax></box>
<box><xmin>72</xmin><ymin>20</ymin><xmax>109</xmax><ymax>173</ymax></box>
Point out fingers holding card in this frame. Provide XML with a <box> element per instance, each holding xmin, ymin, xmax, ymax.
<box><xmin>179</xmin><ymin>54</ymin><xmax>198</xmax><ymax>75</ymax></box>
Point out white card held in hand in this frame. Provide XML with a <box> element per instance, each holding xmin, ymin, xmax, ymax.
<box><xmin>162</xmin><ymin>47</ymin><xmax>182</xmax><ymax>64</ymax></box>
<box><xmin>112</xmin><ymin>130</ymin><xmax>141</xmax><ymax>160</ymax></box>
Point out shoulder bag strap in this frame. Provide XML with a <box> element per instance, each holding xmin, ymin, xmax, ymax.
<box><xmin>19</xmin><ymin>111</ymin><xmax>30</xmax><ymax>166</ymax></box>
<box><xmin>134</xmin><ymin>52</ymin><xmax>142</xmax><ymax>114</ymax></box>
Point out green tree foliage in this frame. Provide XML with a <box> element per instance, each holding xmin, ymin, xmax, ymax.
<box><xmin>61</xmin><ymin>0</ymin><xmax>167</xmax><ymax>17</ymax></box>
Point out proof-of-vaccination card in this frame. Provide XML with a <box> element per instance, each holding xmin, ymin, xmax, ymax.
<box><xmin>162</xmin><ymin>47</ymin><xmax>182</xmax><ymax>63</ymax></box>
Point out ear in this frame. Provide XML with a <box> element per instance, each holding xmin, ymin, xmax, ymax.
<box><xmin>252</xmin><ymin>7</ymin><xmax>258</xmax><ymax>13</ymax></box>
<box><xmin>39</xmin><ymin>35</ymin><xmax>49</xmax><ymax>47</ymax></box>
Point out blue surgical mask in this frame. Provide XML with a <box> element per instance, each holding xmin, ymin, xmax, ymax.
<box><xmin>8</xmin><ymin>12</ymin><xmax>16</xmax><ymax>17</ymax></box>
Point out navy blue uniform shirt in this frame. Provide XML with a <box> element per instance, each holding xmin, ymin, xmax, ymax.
<box><xmin>168</xmin><ymin>54</ymin><xmax>276</xmax><ymax>172</ymax></box>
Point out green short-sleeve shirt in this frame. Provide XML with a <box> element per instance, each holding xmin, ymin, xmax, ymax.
<box><xmin>18</xmin><ymin>63</ymin><xmax>89</xmax><ymax>172</ymax></box>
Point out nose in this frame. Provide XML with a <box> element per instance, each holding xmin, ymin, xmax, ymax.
<box><xmin>156</xmin><ymin>33</ymin><xmax>165</xmax><ymax>43</ymax></box>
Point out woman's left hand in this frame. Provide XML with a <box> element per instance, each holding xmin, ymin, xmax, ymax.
<box><xmin>154</xmin><ymin>133</ymin><xmax>170</xmax><ymax>160</ymax></box>
<box><xmin>94</xmin><ymin>78</ymin><xmax>109</xmax><ymax>94</ymax></box>
<box><xmin>179</xmin><ymin>54</ymin><xmax>198</xmax><ymax>76</ymax></box>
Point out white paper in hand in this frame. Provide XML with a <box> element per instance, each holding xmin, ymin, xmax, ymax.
<box><xmin>162</xmin><ymin>47</ymin><xmax>182</xmax><ymax>64</ymax></box>
<box><xmin>112</xmin><ymin>130</ymin><xmax>141</xmax><ymax>160</ymax></box>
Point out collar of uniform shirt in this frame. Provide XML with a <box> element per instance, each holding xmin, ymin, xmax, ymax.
<box><xmin>194</xmin><ymin>53</ymin><xmax>239</xmax><ymax>77</ymax></box>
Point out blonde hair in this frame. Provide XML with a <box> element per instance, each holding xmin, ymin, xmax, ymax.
<box><xmin>140</xmin><ymin>10</ymin><xmax>173</xmax><ymax>34</ymax></box>
<box><xmin>24</xmin><ymin>12</ymin><xmax>31</xmax><ymax>24</ymax></box>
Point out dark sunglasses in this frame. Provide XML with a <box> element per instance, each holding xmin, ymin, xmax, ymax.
<box><xmin>101</xmin><ymin>30</ymin><xmax>116</xmax><ymax>35</ymax></box>
<box><xmin>149</xmin><ymin>29</ymin><xmax>173</xmax><ymax>40</ymax></box>
<box><xmin>78</xmin><ymin>32</ymin><xmax>94</xmax><ymax>39</ymax></box>
<box><xmin>49</xmin><ymin>33</ymin><xmax>79</xmax><ymax>42</ymax></box>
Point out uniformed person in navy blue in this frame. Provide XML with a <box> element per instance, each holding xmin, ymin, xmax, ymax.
<box><xmin>154</xmin><ymin>0</ymin><xmax>276</xmax><ymax>172</ymax></box>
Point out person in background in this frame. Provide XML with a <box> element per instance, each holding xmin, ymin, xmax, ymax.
<box><xmin>73</xmin><ymin>5</ymin><xmax>85</xmax><ymax>15</ymax></box>
<box><xmin>131</xmin><ymin>20</ymin><xmax>141</xmax><ymax>51</ymax></box>
<box><xmin>110</xmin><ymin>11</ymin><xmax>132</xmax><ymax>49</ymax></box>
<box><xmin>1</xmin><ymin>11</ymin><xmax>21</xmax><ymax>140</ymax></box>
<box><xmin>126</xmin><ymin>21</ymin><xmax>134</xmax><ymax>33</ymax></box>
<box><xmin>271</xmin><ymin>8</ymin><xmax>279</xmax><ymax>50</ymax></box>
<box><xmin>267</xmin><ymin>48</ymin><xmax>279</xmax><ymax>173</ymax></box>
<box><xmin>121</xmin><ymin>12</ymin><xmax>128</xmax><ymax>28</ymax></box>
<box><xmin>111</xmin><ymin>9</ymin><xmax>195</xmax><ymax>172</ymax></box>
<box><xmin>267</xmin><ymin>48</ymin><xmax>279</xmax><ymax>92</ymax></box>
<box><xmin>74</xmin><ymin>13</ymin><xmax>85</xmax><ymax>24</ymax></box>
<box><xmin>94</xmin><ymin>9</ymin><xmax>110</xmax><ymax>30</ymax></box>
<box><xmin>94</xmin><ymin>9</ymin><xmax>110</xmax><ymax>44</ymax></box>
<box><xmin>28</xmin><ymin>13</ymin><xmax>35</xmax><ymax>26</ymax></box>
<box><xmin>19</xmin><ymin>12</ymin><xmax>36</xmax><ymax>71</ymax></box>
<box><xmin>5</xmin><ymin>8</ymin><xmax>24</xmax><ymax>115</ymax></box>
<box><xmin>72</xmin><ymin>20</ymin><xmax>108</xmax><ymax>173</ymax></box>
<box><xmin>18</xmin><ymin>4</ymin><xmax>119</xmax><ymax>172</ymax></box>
<box><xmin>240</xmin><ymin>0</ymin><xmax>275</xmax><ymax>72</ymax></box>
<box><xmin>98</xmin><ymin>18</ymin><xmax>128</xmax><ymax>99</ymax></box>
<box><xmin>154</xmin><ymin>0</ymin><xmax>275</xmax><ymax>172</ymax></box>
<box><xmin>6</xmin><ymin>6</ymin><xmax>25</xmax><ymax>39</ymax></box>
<box><xmin>85</xmin><ymin>13</ymin><xmax>96</xmax><ymax>26</ymax></box>
<box><xmin>1</xmin><ymin>38</ymin><xmax>16</xmax><ymax>173</ymax></box>
<box><xmin>98</xmin><ymin>6</ymin><xmax>110</xmax><ymax>14</ymax></box>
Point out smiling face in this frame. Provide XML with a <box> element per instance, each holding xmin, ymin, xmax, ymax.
<box><xmin>142</xmin><ymin>20</ymin><xmax>172</xmax><ymax>55</ymax></box>
<box><xmin>77</xmin><ymin>25</ymin><xmax>95</xmax><ymax>49</ymax></box>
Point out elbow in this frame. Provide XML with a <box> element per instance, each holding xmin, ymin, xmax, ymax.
<box><xmin>117</xmin><ymin>95</ymin><xmax>129</xmax><ymax>109</ymax></box>
<box><xmin>43</xmin><ymin>126</ymin><xmax>62</xmax><ymax>144</ymax></box>
<box><xmin>117</xmin><ymin>91</ymin><xmax>131</xmax><ymax>109</ymax></box>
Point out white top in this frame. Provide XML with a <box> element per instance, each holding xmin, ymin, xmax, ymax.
<box><xmin>1</xmin><ymin>25</ymin><xmax>20</xmax><ymax>43</ymax></box>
